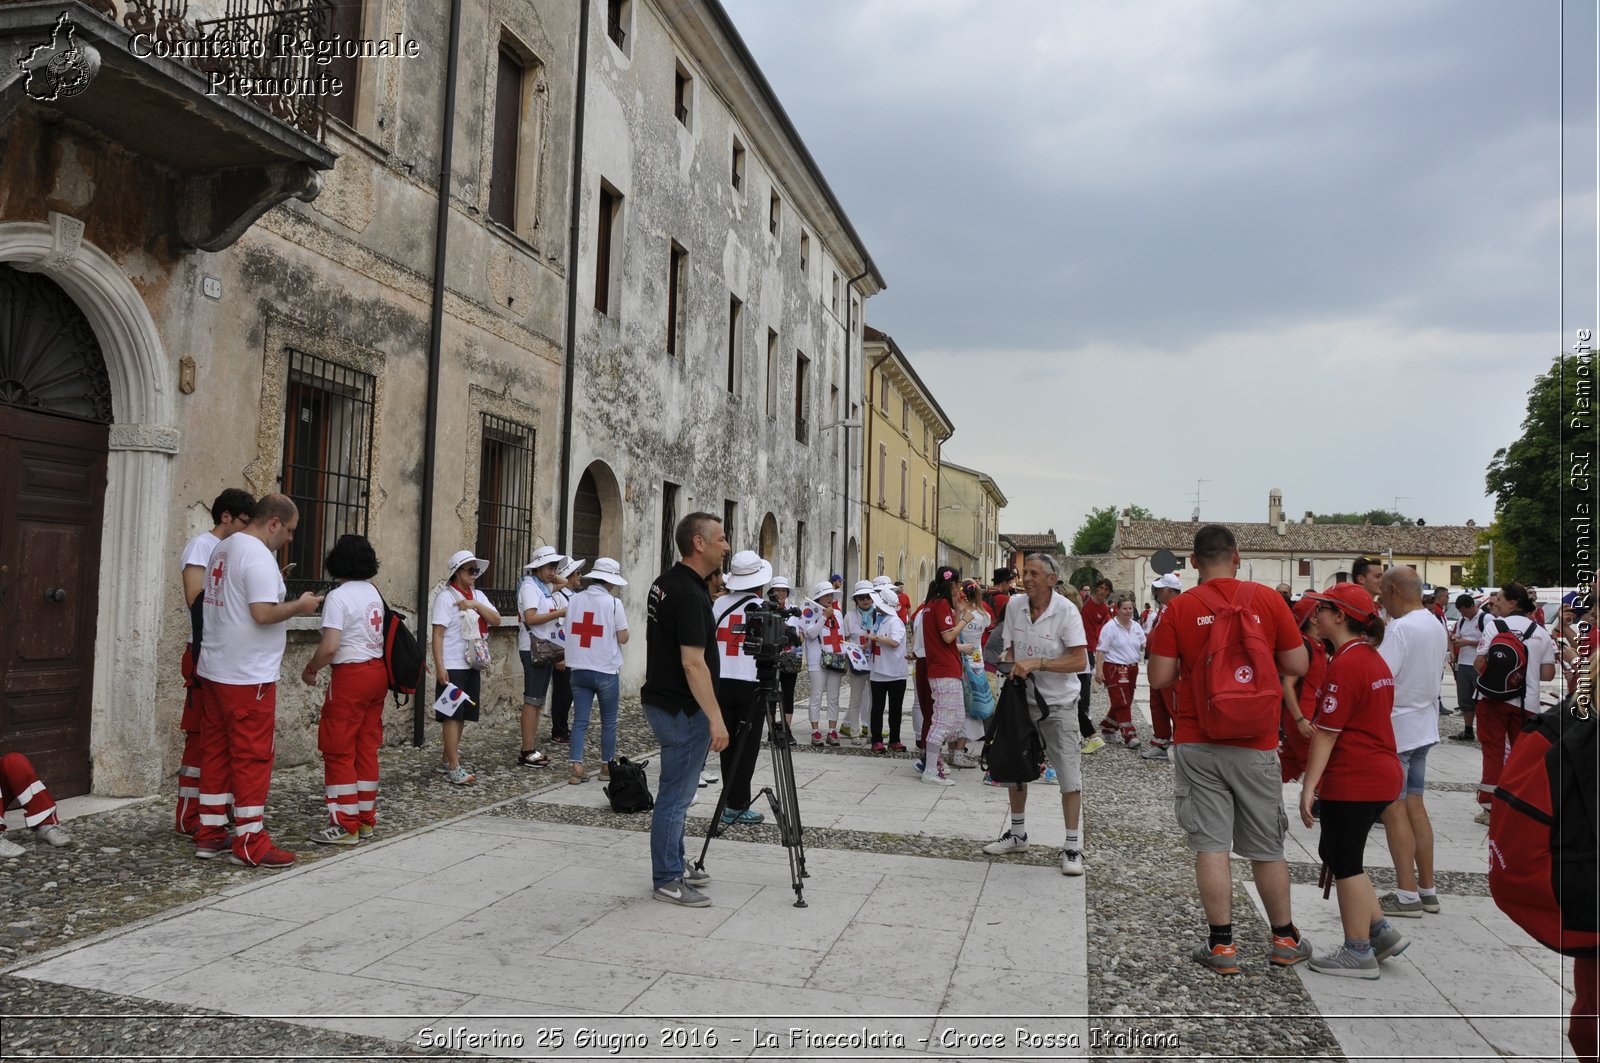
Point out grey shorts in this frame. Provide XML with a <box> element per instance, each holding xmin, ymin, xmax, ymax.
<box><xmin>1397</xmin><ymin>742</ymin><xmax>1432</xmax><ymax>799</ymax></box>
<box><xmin>1171</xmin><ymin>743</ymin><xmax>1287</xmax><ymax>860</ymax></box>
<box><xmin>1028</xmin><ymin>697</ymin><xmax>1083</xmax><ymax>795</ymax></box>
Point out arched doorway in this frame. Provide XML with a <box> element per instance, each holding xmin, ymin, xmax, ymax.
<box><xmin>572</xmin><ymin>460</ymin><xmax>622</xmax><ymax>561</ymax></box>
<box><xmin>0</xmin><ymin>264</ymin><xmax>112</xmax><ymax>797</ymax></box>
<box><xmin>758</xmin><ymin>512</ymin><xmax>778</xmax><ymax>560</ymax></box>
<box><xmin>846</xmin><ymin>536</ymin><xmax>859</xmax><ymax>585</ymax></box>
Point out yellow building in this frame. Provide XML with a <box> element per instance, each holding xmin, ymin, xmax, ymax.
<box><xmin>938</xmin><ymin>461</ymin><xmax>1008</xmax><ymax>580</ymax></box>
<box><xmin>862</xmin><ymin>327</ymin><xmax>955</xmax><ymax>588</ymax></box>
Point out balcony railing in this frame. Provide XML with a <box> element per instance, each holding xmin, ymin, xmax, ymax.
<box><xmin>119</xmin><ymin>0</ymin><xmax>331</xmax><ymax>140</ymax></box>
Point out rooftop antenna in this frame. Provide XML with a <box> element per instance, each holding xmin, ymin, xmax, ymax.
<box><xmin>1393</xmin><ymin>496</ymin><xmax>1410</xmax><ymax>524</ymax></box>
<box><xmin>1190</xmin><ymin>478</ymin><xmax>1210</xmax><ymax>522</ymax></box>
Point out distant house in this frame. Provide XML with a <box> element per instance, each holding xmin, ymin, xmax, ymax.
<box><xmin>1000</xmin><ymin>530</ymin><xmax>1068</xmax><ymax>576</ymax></box>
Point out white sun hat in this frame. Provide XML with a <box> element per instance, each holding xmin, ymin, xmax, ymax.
<box><xmin>447</xmin><ymin>549</ymin><xmax>489</xmax><ymax>578</ymax></box>
<box><xmin>811</xmin><ymin>580</ymin><xmax>839</xmax><ymax>599</ymax></box>
<box><xmin>875</xmin><ymin>586</ymin><xmax>901</xmax><ymax>613</ymax></box>
<box><xmin>524</xmin><ymin>545</ymin><xmax>564</xmax><ymax>572</ymax></box>
<box><xmin>1152</xmin><ymin>572</ymin><xmax>1182</xmax><ymax>591</ymax></box>
<box><xmin>850</xmin><ymin>579</ymin><xmax>878</xmax><ymax>599</ymax></box>
<box><xmin>872</xmin><ymin>575</ymin><xmax>894</xmax><ymax>589</ymax></box>
<box><xmin>769</xmin><ymin>576</ymin><xmax>792</xmax><ymax>592</ymax></box>
<box><xmin>725</xmin><ymin>550</ymin><xmax>774</xmax><ymax>592</ymax></box>
<box><xmin>583</xmin><ymin>557</ymin><xmax>627</xmax><ymax>587</ymax></box>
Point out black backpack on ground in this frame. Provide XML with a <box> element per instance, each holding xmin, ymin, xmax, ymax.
<box><xmin>604</xmin><ymin>757</ymin><xmax>655</xmax><ymax>813</ymax></box>
<box><xmin>981</xmin><ymin>677</ymin><xmax>1048</xmax><ymax>787</ymax></box>
<box><xmin>378</xmin><ymin>597</ymin><xmax>426</xmax><ymax>707</ymax></box>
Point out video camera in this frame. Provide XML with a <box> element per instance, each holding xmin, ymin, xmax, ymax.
<box><xmin>734</xmin><ymin>599</ymin><xmax>803</xmax><ymax>667</ymax></box>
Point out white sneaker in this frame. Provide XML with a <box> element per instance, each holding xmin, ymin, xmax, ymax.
<box><xmin>921</xmin><ymin>770</ymin><xmax>956</xmax><ymax>787</ymax></box>
<box><xmin>36</xmin><ymin>823</ymin><xmax>71</xmax><ymax>847</ymax></box>
<box><xmin>700</xmin><ymin>770</ymin><xmax>719</xmax><ymax>786</ymax></box>
<box><xmin>949</xmin><ymin>750</ymin><xmax>979</xmax><ymax>769</ymax></box>
<box><xmin>983</xmin><ymin>830</ymin><xmax>1029</xmax><ymax>855</ymax></box>
<box><xmin>0</xmin><ymin>837</ymin><xmax>24</xmax><ymax>858</ymax></box>
<box><xmin>1060</xmin><ymin>848</ymin><xmax>1085</xmax><ymax>876</ymax></box>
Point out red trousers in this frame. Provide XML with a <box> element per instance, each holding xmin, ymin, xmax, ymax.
<box><xmin>1150</xmin><ymin>685</ymin><xmax>1175</xmax><ymax>748</ymax></box>
<box><xmin>175</xmin><ymin>644</ymin><xmax>202</xmax><ymax>835</ymax></box>
<box><xmin>1279</xmin><ymin>702</ymin><xmax>1314</xmax><ymax>782</ymax></box>
<box><xmin>0</xmin><ymin>752</ymin><xmax>59</xmax><ymax>830</ymax></box>
<box><xmin>1476</xmin><ymin>698</ymin><xmax>1528</xmax><ymax>808</ymax></box>
<box><xmin>915</xmin><ymin>660</ymin><xmax>934</xmax><ymax>748</ymax></box>
<box><xmin>318</xmin><ymin>660</ymin><xmax>386</xmax><ymax>834</ymax></box>
<box><xmin>195</xmin><ymin>680</ymin><xmax>279</xmax><ymax>861</ymax></box>
<box><xmin>1098</xmin><ymin>662</ymin><xmax>1139</xmax><ymax>742</ymax></box>
<box><xmin>1574</xmin><ymin>951</ymin><xmax>1598</xmax><ymax>1063</ymax></box>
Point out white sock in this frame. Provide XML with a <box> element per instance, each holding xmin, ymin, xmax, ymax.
<box><xmin>1397</xmin><ymin>889</ymin><xmax>1420</xmax><ymax>904</ymax></box>
<box><xmin>1010</xmin><ymin>812</ymin><xmax>1026</xmax><ymax>838</ymax></box>
<box><xmin>1064</xmin><ymin>828</ymin><xmax>1082</xmax><ymax>851</ymax></box>
<box><xmin>1419</xmin><ymin>887</ymin><xmax>1438</xmax><ymax>898</ymax></box>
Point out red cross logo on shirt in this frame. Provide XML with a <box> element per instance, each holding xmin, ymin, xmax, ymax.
<box><xmin>718</xmin><ymin>617</ymin><xmax>746</xmax><ymax>657</ymax></box>
<box><xmin>821</xmin><ymin>620</ymin><xmax>844</xmax><ymax>654</ymax></box>
<box><xmin>859</xmin><ymin>633</ymin><xmax>880</xmax><ymax>657</ymax></box>
<box><xmin>570</xmin><ymin>611</ymin><xmax>606</xmax><ymax>648</ymax></box>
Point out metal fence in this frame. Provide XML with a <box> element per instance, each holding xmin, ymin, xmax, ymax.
<box><xmin>475</xmin><ymin>414</ymin><xmax>536</xmax><ymax>614</ymax></box>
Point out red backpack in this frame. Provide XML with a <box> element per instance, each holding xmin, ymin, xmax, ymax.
<box><xmin>1192</xmin><ymin>581</ymin><xmax>1284</xmax><ymax>740</ymax></box>
<box><xmin>1488</xmin><ymin>696</ymin><xmax>1599</xmax><ymax>955</ymax></box>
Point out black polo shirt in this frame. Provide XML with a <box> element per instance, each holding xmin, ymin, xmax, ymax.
<box><xmin>641</xmin><ymin>561</ymin><xmax>719</xmax><ymax>714</ymax></box>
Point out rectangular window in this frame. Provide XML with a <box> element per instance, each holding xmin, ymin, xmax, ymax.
<box><xmin>831</xmin><ymin>272</ymin><xmax>840</xmax><ymax>315</ymax></box>
<box><xmin>794</xmin><ymin>351</ymin><xmax>810</xmax><ymax>444</ymax></box>
<box><xmin>799</xmin><ymin>230</ymin><xmax>810</xmax><ymax>274</ymax></box>
<box><xmin>1450</xmin><ymin>564</ymin><xmax>1464</xmax><ymax>584</ymax></box>
<box><xmin>324</xmin><ymin>0</ymin><xmax>364</xmax><ymax>127</ymax></box>
<box><xmin>474</xmin><ymin>414</ymin><xmax>537</xmax><ymax>613</ymax></box>
<box><xmin>900</xmin><ymin>460</ymin><xmax>908</xmax><ymax>517</ymax></box>
<box><xmin>723</xmin><ymin>499</ymin><xmax>737</xmax><ymax>573</ymax></box>
<box><xmin>489</xmin><ymin>45</ymin><xmax>524</xmax><ymax>228</ymax></box>
<box><xmin>1298</xmin><ymin>558</ymin><xmax>1312</xmax><ymax>577</ymax></box>
<box><xmin>769</xmin><ymin>188</ymin><xmax>781</xmax><ymax>237</ymax></box>
<box><xmin>594</xmin><ymin>184</ymin><xmax>621</xmax><ymax>314</ymax></box>
<box><xmin>279</xmin><ymin>349</ymin><xmax>375</xmax><ymax>595</ymax></box>
<box><xmin>922</xmin><ymin>423</ymin><xmax>928</xmax><ymax>455</ymax></box>
<box><xmin>877</xmin><ymin>553</ymin><xmax>885</xmax><ymax>578</ymax></box>
<box><xmin>666</xmin><ymin>241</ymin><xmax>686</xmax><ymax>357</ymax></box>
<box><xmin>727</xmin><ymin>294</ymin><xmax>742</xmax><ymax>393</ymax></box>
<box><xmin>765</xmin><ymin>329</ymin><xmax>779</xmax><ymax>417</ymax></box>
<box><xmin>606</xmin><ymin>0</ymin><xmax>629</xmax><ymax>50</ymax></box>
<box><xmin>829</xmin><ymin>384</ymin><xmax>840</xmax><ymax>459</ymax></box>
<box><xmin>921</xmin><ymin>477</ymin><xmax>927</xmax><ymax>528</ymax></box>
<box><xmin>879</xmin><ymin>375</ymin><xmax>888</xmax><ymax>410</ymax></box>
<box><xmin>731</xmin><ymin>137</ymin><xmax>745</xmax><ymax>192</ymax></box>
<box><xmin>877</xmin><ymin>444</ymin><xmax>886</xmax><ymax>506</ymax></box>
<box><xmin>674</xmin><ymin>63</ymin><xmax>692</xmax><ymax>127</ymax></box>
<box><xmin>660</xmin><ymin>481</ymin><xmax>679</xmax><ymax>575</ymax></box>
<box><xmin>902</xmin><ymin>396</ymin><xmax>909</xmax><ymax>433</ymax></box>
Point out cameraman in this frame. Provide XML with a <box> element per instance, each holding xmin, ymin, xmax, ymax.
<box><xmin>714</xmin><ymin>551</ymin><xmax>774</xmax><ymax>826</ymax></box>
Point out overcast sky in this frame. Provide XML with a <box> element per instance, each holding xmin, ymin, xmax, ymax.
<box><xmin>724</xmin><ymin>0</ymin><xmax>1594</xmax><ymax>543</ymax></box>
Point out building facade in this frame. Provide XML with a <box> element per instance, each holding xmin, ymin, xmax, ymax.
<box><xmin>862</xmin><ymin>326</ymin><xmax>953</xmax><ymax>589</ymax></box>
<box><xmin>937</xmin><ymin>460</ymin><xmax>1006</xmax><ymax>581</ymax></box>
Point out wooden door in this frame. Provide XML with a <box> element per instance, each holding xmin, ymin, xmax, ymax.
<box><xmin>0</xmin><ymin>406</ymin><xmax>108</xmax><ymax>797</ymax></box>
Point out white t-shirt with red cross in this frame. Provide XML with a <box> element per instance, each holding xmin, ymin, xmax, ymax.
<box><xmin>180</xmin><ymin>530</ymin><xmax>220</xmax><ymax>571</ymax></box>
<box><xmin>563</xmin><ymin>584</ymin><xmax>628</xmax><ymax>673</ymax></box>
<box><xmin>196</xmin><ymin>532</ymin><xmax>287</xmax><ymax>685</ymax></box>
<box><xmin>713</xmin><ymin>592</ymin><xmax>761</xmax><ymax>682</ymax></box>
<box><xmin>322</xmin><ymin>580</ymin><xmax>384</xmax><ymax>665</ymax></box>
<box><xmin>801</xmin><ymin>601</ymin><xmax>845</xmax><ymax>670</ymax></box>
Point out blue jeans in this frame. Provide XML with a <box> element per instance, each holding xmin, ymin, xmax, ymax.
<box><xmin>643</xmin><ymin>703</ymin><xmax>710</xmax><ymax>888</ymax></box>
<box><xmin>569</xmin><ymin>669</ymin><xmax>620</xmax><ymax>764</ymax></box>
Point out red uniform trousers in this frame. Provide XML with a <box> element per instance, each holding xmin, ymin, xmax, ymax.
<box><xmin>195</xmin><ymin>680</ymin><xmax>280</xmax><ymax>862</ymax></box>
<box><xmin>1279</xmin><ymin>701</ymin><xmax>1314</xmax><ymax>782</ymax></box>
<box><xmin>1573</xmin><ymin>951</ymin><xmax>1598</xmax><ymax>1063</ymax></box>
<box><xmin>915</xmin><ymin>660</ymin><xmax>935</xmax><ymax>749</ymax></box>
<box><xmin>318</xmin><ymin>659</ymin><xmax>386</xmax><ymax>834</ymax></box>
<box><xmin>1149</xmin><ymin>685</ymin><xmax>1175</xmax><ymax>748</ymax></box>
<box><xmin>1098</xmin><ymin>662</ymin><xmax>1139</xmax><ymax>743</ymax></box>
<box><xmin>1475</xmin><ymin>698</ymin><xmax>1528</xmax><ymax>808</ymax></box>
<box><xmin>175</xmin><ymin>644</ymin><xmax>203</xmax><ymax>835</ymax></box>
<box><xmin>0</xmin><ymin>752</ymin><xmax>59</xmax><ymax>831</ymax></box>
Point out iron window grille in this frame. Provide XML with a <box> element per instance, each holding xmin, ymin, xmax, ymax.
<box><xmin>279</xmin><ymin>349</ymin><xmax>375</xmax><ymax>597</ymax></box>
<box><xmin>475</xmin><ymin>414</ymin><xmax>537</xmax><ymax>614</ymax></box>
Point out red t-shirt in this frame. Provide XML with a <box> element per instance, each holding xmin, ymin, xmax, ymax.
<box><xmin>1294</xmin><ymin>635</ymin><xmax>1329</xmax><ymax>720</ymax></box>
<box><xmin>897</xmin><ymin>591</ymin><xmax>911</xmax><ymax>624</ymax></box>
<box><xmin>1081</xmin><ymin>596</ymin><xmax>1112</xmax><ymax>652</ymax></box>
<box><xmin>921</xmin><ymin>598</ymin><xmax>963</xmax><ymax>679</ymax></box>
<box><xmin>1313</xmin><ymin>640</ymin><xmax>1402</xmax><ymax>802</ymax></box>
<box><xmin>1146</xmin><ymin>578</ymin><xmax>1302</xmax><ymax>750</ymax></box>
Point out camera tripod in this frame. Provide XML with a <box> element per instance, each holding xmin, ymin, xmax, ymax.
<box><xmin>691</xmin><ymin>660</ymin><xmax>809</xmax><ymax>907</ymax></box>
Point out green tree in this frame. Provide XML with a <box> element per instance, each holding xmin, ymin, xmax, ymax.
<box><xmin>1461</xmin><ymin>520</ymin><xmax>1520</xmax><ymax>588</ymax></box>
<box><xmin>1307</xmin><ymin>509</ymin><xmax>1410</xmax><ymax>526</ymax></box>
<box><xmin>1071</xmin><ymin>504</ymin><xmax>1156</xmax><ymax>555</ymax></box>
<box><xmin>1485</xmin><ymin>357</ymin><xmax>1574</xmax><ymax>584</ymax></box>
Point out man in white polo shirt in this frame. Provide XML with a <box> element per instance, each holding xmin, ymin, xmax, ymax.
<box><xmin>194</xmin><ymin>493</ymin><xmax>323</xmax><ymax>868</ymax></box>
<box><xmin>985</xmin><ymin>552</ymin><xmax>1090</xmax><ymax>876</ymax></box>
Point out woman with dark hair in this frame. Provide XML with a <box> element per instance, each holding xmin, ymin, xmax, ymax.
<box><xmin>302</xmin><ymin>534</ymin><xmax>385</xmax><ymax>844</ymax></box>
<box><xmin>1298</xmin><ymin>583</ymin><xmax>1406</xmax><ymax>979</ymax></box>
<box><xmin>429</xmin><ymin>550</ymin><xmax>501</xmax><ymax>785</ymax></box>
<box><xmin>1094</xmin><ymin>595</ymin><xmax>1146</xmax><ymax>749</ymax></box>
<box><xmin>916</xmin><ymin>565</ymin><xmax>976</xmax><ymax>784</ymax></box>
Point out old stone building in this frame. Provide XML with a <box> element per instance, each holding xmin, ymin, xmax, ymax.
<box><xmin>566</xmin><ymin>0</ymin><xmax>883</xmax><ymax>690</ymax></box>
<box><xmin>937</xmin><ymin>460</ymin><xmax>1006</xmax><ymax>580</ymax></box>
<box><xmin>862</xmin><ymin>326</ymin><xmax>953</xmax><ymax>589</ymax></box>
<box><xmin>0</xmin><ymin>0</ymin><xmax>580</xmax><ymax>796</ymax></box>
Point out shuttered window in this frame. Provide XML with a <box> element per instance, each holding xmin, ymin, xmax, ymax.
<box><xmin>489</xmin><ymin>47</ymin><xmax>523</xmax><ymax>228</ymax></box>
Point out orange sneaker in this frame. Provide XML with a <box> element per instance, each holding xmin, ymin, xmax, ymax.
<box><xmin>1271</xmin><ymin>932</ymin><xmax>1314</xmax><ymax>966</ymax></box>
<box><xmin>1192</xmin><ymin>941</ymin><xmax>1241</xmax><ymax>975</ymax></box>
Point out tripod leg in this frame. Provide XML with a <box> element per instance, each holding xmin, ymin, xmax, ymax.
<box><xmin>694</xmin><ymin>716</ymin><xmax>755</xmax><ymax>870</ymax></box>
<box><xmin>759</xmin><ymin>677</ymin><xmax>809</xmax><ymax>906</ymax></box>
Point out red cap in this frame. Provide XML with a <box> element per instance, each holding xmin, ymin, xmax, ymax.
<box><xmin>1291</xmin><ymin>596</ymin><xmax>1318</xmax><ymax>625</ymax></box>
<box><xmin>1304</xmin><ymin>583</ymin><xmax>1379</xmax><ymax>623</ymax></box>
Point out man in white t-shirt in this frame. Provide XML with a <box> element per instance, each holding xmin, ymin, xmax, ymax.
<box><xmin>194</xmin><ymin>493</ymin><xmax>322</xmax><ymax>868</ymax></box>
<box><xmin>986</xmin><ymin>553</ymin><xmax>1090</xmax><ymax>877</ymax></box>
<box><xmin>174</xmin><ymin>489</ymin><xmax>255</xmax><ymax>836</ymax></box>
<box><xmin>1375</xmin><ymin>566</ymin><xmax>1447</xmax><ymax>918</ymax></box>
<box><xmin>1448</xmin><ymin>594</ymin><xmax>1490</xmax><ymax>743</ymax></box>
<box><xmin>1473</xmin><ymin>583</ymin><xmax>1557</xmax><ymax>822</ymax></box>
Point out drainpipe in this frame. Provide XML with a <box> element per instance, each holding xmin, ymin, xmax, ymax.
<box><xmin>556</xmin><ymin>0</ymin><xmax>593</xmax><ymax>554</ymax></box>
<box><xmin>841</xmin><ymin>270</ymin><xmax>869</xmax><ymax>589</ymax></box>
<box><xmin>414</xmin><ymin>0</ymin><xmax>465</xmax><ymax>746</ymax></box>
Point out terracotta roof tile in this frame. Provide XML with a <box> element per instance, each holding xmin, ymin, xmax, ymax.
<box><xmin>1114</xmin><ymin>519</ymin><xmax>1480</xmax><ymax>556</ymax></box>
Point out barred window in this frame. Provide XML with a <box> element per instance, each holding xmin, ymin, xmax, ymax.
<box><xmin>279</xmin><ymin>350</ymin><xmax>375</xmax><ymax>596</ymax></box>
<box><xmin>475</xmin><ymin>414</ymin><xmax>537</xmax><ymax>613</ymax></box>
